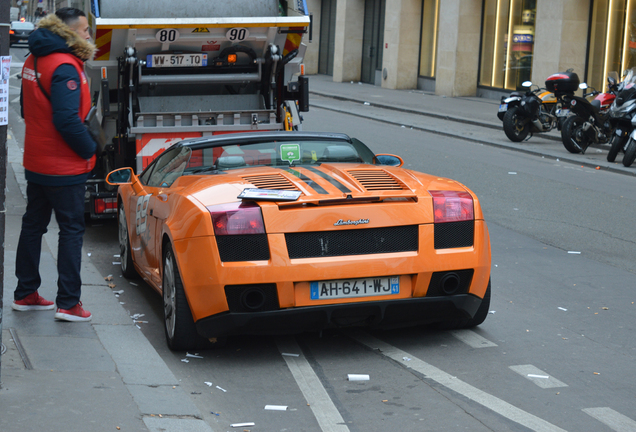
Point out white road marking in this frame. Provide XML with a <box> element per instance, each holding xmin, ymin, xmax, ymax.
<box><xmin>583</xmin><ymin>408</ymin><xmax>636</xmax><ymax>431</ymax></box>
<box><xmin>449</xmin><ymin>329</ymin><xmax>498</xmax><ymax>348</ymax></box>
<box><xmin>276</xmin><ymin>337</ymin><xmax>349</xmax><ymax>432</ymax></box>
<box><xmin>509</xmin><ymin>365</ymin><xmax>568</xmax><ymax>389</ymax></box>
<box><xmin>350</xmin><ymin>332</ymin><xmax>568</xmax><ymax>432</ymax></box>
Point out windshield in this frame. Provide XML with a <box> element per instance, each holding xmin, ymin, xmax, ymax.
<box><xmin>12</xmin><ymin>22</ymin><xmax>34</xmax><ymax>30</ymax></box>
<box><xmin>140</xmin><ymin>138</ymin><xmax>377</xmax><ymax>188</ymax></box>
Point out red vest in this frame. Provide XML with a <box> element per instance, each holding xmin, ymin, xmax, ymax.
<box><xmin>22</xmin><ymin>53</ymin><xmax>96</xmax><ymax>176</ymax></box>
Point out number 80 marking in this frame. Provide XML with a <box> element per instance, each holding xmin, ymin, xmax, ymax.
<box><xmin>155</xmin><ymin>28</ymin><xmax>179</xmax><ymax>43</ymax></box>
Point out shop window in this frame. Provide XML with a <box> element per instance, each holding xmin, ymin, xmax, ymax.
<box><xmin>479</xmin><ymin>0</ymin><xmax>537</xmax><ymax>90</ymax></box>
<box><xmin>419</xmin><ymin>0</ymin><xmax>439</xmax><ymax>77</ymax></box>
<box><xmin>587</xmin><ymin>0</ymin><xmax>636</xmax><ymax>92</ymax></box>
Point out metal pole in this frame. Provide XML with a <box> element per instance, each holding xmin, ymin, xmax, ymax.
<box><xmin>0</xmin><ymin>0</ymin><xmax>10</xmax><ymax>387</ymax></box>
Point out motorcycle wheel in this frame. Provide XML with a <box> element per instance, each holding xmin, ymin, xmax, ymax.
<box><xmin>561</xmin><ymin>115</ymin><xmax>585</xmax><ymax>154</ymax></box>
<box><xmin>607</xmin><ymin>133</ymin><xmax>627</xmax><ymax>162</ymax></box>
<box><xmin>622</xmin><ymin>139</ymin><xmax>636</xmax><ymax>167</ymax></box>
<box><xmin>503</xmin><ymin>106</ymin><xmax>530</xmax><ymax>142</ymax></box>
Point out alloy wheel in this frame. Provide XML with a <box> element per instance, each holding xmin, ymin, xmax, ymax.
<box><xmin>163</xmin><ymin>251</ymin><xmax>177</xmax><ymax>339</ymax></box>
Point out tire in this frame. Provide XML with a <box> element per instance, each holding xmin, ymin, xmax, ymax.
<box><xmin>118</xmin><ymin>204</ymin><xmax>138</xmax><ymax>279</ymax></box>
<box><xmin>607</xmin><ymin>133</ymin><xmax>627</xmax><ymax>162</ymax></box>
<box><xmin>163</xmin><ymin>244</ymin><xmax>222</xmax><ymax>351</ymax></box>
<box><xmin>622</xmin><ymin>139</ymin><xmax>636</xmax><ymax>167</ymax></box>
<box><xmin>503</xmin><ymin>106</ymin><xmax>530</xmax><ymax>142</ymax></box>
<box><xmin>561</xmin><ymin>115</ymin><xmax>585</xmax><ymax>154</ymax></box>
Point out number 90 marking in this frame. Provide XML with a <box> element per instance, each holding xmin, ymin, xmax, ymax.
<box><xmin>226</xmin><ymin>27</ymin><xmax>249</xmax><ymax>42</ymax></box>
<box><xmin>156</xmin><ymin>28</ymin><xmax>180</xmax><ymax>43</ymax></box>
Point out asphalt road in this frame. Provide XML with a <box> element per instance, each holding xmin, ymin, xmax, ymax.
<box><xmin>7</xmin><ymin>45</ymin><xmax>636</xmax><ymax>431</ymax></box>
<box><xmin>81</xmin><ymin>107</ymin><xmax>636</xmax><ymax>432</ymax></box>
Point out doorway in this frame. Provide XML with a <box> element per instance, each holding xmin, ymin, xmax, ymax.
<box><xmin>318</xmin><ymin>0</ymin><xmax>337</xmax><ymax>75</ymax></box>
<box><xmin>361</xmin><ymin>0</ymin><xmax>386</xmax><ymax>84</ymax></box>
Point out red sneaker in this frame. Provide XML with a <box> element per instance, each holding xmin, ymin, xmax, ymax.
<box><xmin>12</xmin><ymin>291</ymin><xmax>55</xmax><ymax>311</ymax></box>
<box><xmin>54</xmin><ymin>302</ymin><xmax>92</xmax><ymax>322</ymax></box>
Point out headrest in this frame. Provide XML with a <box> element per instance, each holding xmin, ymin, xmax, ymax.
<box><xmin>320</xmin><ymin>145</ymin><xmax>361</xmax><ymax>162</ymax></box>
<box><xmin>217</xmin><ymin>156</ymin><xmax>246</xmax><ymax>169</ymax></box>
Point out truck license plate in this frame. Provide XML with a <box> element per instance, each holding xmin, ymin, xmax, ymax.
<box><xmin>147</xmin><ymin>53</ymin><xmax>208</xmax><ymax>68</ymax></box>
<box><xmin>310</xmin><ymin>276</ymin><xmax>400</xmax><ymax>300</ymax></box>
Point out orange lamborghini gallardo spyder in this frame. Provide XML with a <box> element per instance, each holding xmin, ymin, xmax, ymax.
<box><xmin>106</xmin><ymin>132</ymin><xmax>491</xmax><ymax>350</ymax></box>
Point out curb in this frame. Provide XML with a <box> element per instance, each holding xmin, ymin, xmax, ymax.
<box><xmin>309</xmin><ymin>90</ymin><xmax>564</xmax><ymax>143</ymax></box>
<box><xmin>5</xmin><ymin>132</ymin><xmax>211</xmax><ymax>432</ymax></box>
<box><xmin>308</xmin><ymin>94</ymin><xmax>636</xmax><ymax>178</ymax></box>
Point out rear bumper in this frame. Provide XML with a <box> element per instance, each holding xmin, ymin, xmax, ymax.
<box><xmin>195</xmin><ymin>294</ymin><xmax>482</xmax><ymax>338</ymax></box>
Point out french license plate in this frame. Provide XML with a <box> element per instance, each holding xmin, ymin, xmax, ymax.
<box><xmin>556</xmin><ymin>108</ymin><xmax>570</xmax><ymax>117</ymax></box>
<box><xmin>310</xmin><ymin>276</ymin><xmax>400</xmax><ymax>300</ymax></box>
<box><xmin>498</xmin><ymin>103</ymin><xmax>508</xmax><ymax>112</ymax></box>
<box><xmin>147</xmin><ymin>53</ymin><xmax>208</xmax><ymax>68</ymax></box>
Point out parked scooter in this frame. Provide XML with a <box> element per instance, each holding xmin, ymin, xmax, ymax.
<box><xmin>606</xmin><ymin>68</ymin><xmax>636</xmax><ymax>166</ymax></box>
<box><xmin>498</xmin><ymin>71</ymin><xmax>578</xmax><ymax>142</ymax></box>
<box><xmin>560</xmin><ymin>72</ymin><xmax>619</xmax><ymax>154</ymax></box>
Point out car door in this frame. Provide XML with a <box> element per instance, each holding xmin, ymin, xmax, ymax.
<box><xmin>129</xmin><ymin>145</ymin><xmax>190</xmax><ymax>284</ymax></box>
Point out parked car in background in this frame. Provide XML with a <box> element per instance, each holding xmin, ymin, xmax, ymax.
<box><xmin>10</xmin><ymin>21</ymin><xmax>35</xmax><ymax>46</ymax></box>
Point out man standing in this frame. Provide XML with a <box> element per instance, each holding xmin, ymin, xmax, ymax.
<box><xmin>12</xmin><ymin>8</ymin><xmax>97</xmax><ymax>321</ymax></box>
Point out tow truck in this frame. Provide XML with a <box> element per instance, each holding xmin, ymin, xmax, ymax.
<box><xmin>82</xmin><ymin>0</ymin><xmax>310</xmax><ymax>217</ymax></box>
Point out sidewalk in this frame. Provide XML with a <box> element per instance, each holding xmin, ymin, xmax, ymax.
<box><xmin>1</xmin><ymin>134</ymin><xmax>212</xmax><ymax>432</ymax></box>
<box><xmin>307</xmin><ymin>74</ymin><xmax>636</xmax><ymax>177</ymax></box>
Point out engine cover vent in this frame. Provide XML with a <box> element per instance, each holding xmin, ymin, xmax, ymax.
<box><xmin>242</xmin><ymin>174</ymin><xmax>298</xmax><ymax>190</ymax></box>
<box><xmin>347</xmin><ymin>169</ymin><xmax>408</xmax><ymax>191</ymax></box>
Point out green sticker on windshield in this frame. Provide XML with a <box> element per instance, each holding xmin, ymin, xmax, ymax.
<box><xmin>280</xmin><ymin>144</ymin><xmax>300</xmax><ymax>164</ymax></box>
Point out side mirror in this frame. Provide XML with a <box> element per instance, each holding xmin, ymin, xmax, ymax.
<box><xmin>375</xmin><ymin>154</ymin><xmax>404</xmax><ymax>167</ymax></box>
<box><xmin>521</xmin><ymin>81</ymin><xmax>532</xmax><ymax>88</ymax></box>
<box><xmin>106</xmin><ymin>167</ymin><xmax>133</xmax><ymax>185</ymax></box>
<box><xmin>579</xmin><ymin>83</ymin><xmax>588</xmax><ymax>90</ymax></box>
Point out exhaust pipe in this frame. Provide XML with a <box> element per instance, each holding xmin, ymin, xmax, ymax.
<box><xmin>241</xmin><ymin>288</ymin><xmax>266</xmax><ymax>311</ymax></box>
<box><xmin>439</xmin><ymin>272</ymin><xmax>461</xmax><ymax>295</ymax></box>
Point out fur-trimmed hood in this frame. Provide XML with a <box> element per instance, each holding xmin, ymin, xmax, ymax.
<box><xmin>29</xmin><ymin>14</ymin><xmax>96</xmax><ymax>61</ymax></box>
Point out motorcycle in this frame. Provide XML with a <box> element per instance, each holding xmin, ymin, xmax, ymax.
<box><xmin>498</xmin><ymin>71</ymin><xmax>578</xmax><ymax>142</ymax></box>
<box><xmin>606</xmin><ymin>68</ymin><xmax>636</xmax><ymax>166</ymax></box>
<box><xmin>559</xmin><ymin>72</ymin><xmax>619</xmax><ymax>154</ymax></box>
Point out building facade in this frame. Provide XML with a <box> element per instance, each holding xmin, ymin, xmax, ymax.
<box><xmin>303</xmin><ymin>0</ymin><xmax>636</xmax><ymax>98</ymax></box>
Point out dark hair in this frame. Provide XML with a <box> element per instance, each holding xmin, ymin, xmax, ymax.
<box><xmin>55</xmin><ymin>7</ymin><xmax>86</xmax><ymax>26</ymax></box>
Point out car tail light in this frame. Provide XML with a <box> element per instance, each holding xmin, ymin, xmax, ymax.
<box><xmin>429</xmin><ymin>191</ymin><xmax>474</xmax><ymax>223</ymax></box>
<box><xmin>9</xmin><ymin>30</ymin><xmax>14</xmax><ymax>35</ymax></box>
<box><xmin>207</xmin><ymin>201</ymin><xmax>265</xmax><ymax>235</ymax></box>
<box><xmin>94</xmin><ymin>197</ymin><xmax>117</xmax><ymax>214</ymax></box>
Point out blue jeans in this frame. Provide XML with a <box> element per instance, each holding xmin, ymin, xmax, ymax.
<box><xmin>15</xmin><ymin>181</ymin><xmax>86</xmax><ymax>310</ymax></box>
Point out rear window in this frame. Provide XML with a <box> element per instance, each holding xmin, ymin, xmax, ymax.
<box><xmin>12</xmin><ymin>22</ymin><xmax>34</xmax><ymax>30</ymax></box>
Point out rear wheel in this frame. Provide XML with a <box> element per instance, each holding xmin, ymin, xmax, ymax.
<box><xmin>561</xmin><ymin>115</ymin><xmax>585</xmax><ymax>154</ymax></box>
<box><xmin>503</xmin><ymin>106</ymin><xmax>530</xmax><ymax>142</ymax></box>
<box><xmin>163</xmin><ymin>244</ymin><xmax>222</xmax><ymax>351</ymax></box>
<box><xmin>622</xmin><ymin>139</ymin><xmax>636</xmax><ymax>167</ymax></box>
<box><xmin>607</xmin><ymin>133</ymin><xmax>627</xmax><ymax>162</ymax></box>
<box><xmin>118</xmin><ymin>204</ymin><xmax>138</xmax><ymax>279</ymax></box>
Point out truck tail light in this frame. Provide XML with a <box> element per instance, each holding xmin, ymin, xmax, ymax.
<box><xmin>94</xmin><ymin>197</ymin><xmax>117</xmax><ymax>214</ymax></box>
<box><xmin>429</xmin><ymin>191</ymin><xmax>474</xmax><ymax>223</ymax></box>
<box><xmin>207</xmin><ymin>201</ymin><xmax>265</xmax><ymax>235</ymax></box>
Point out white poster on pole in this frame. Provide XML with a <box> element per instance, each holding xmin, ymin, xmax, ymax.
<box><xmin>0</xmin><ymin>56</ymin><xmax>11</xmax><ymax>126</ymax></box>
